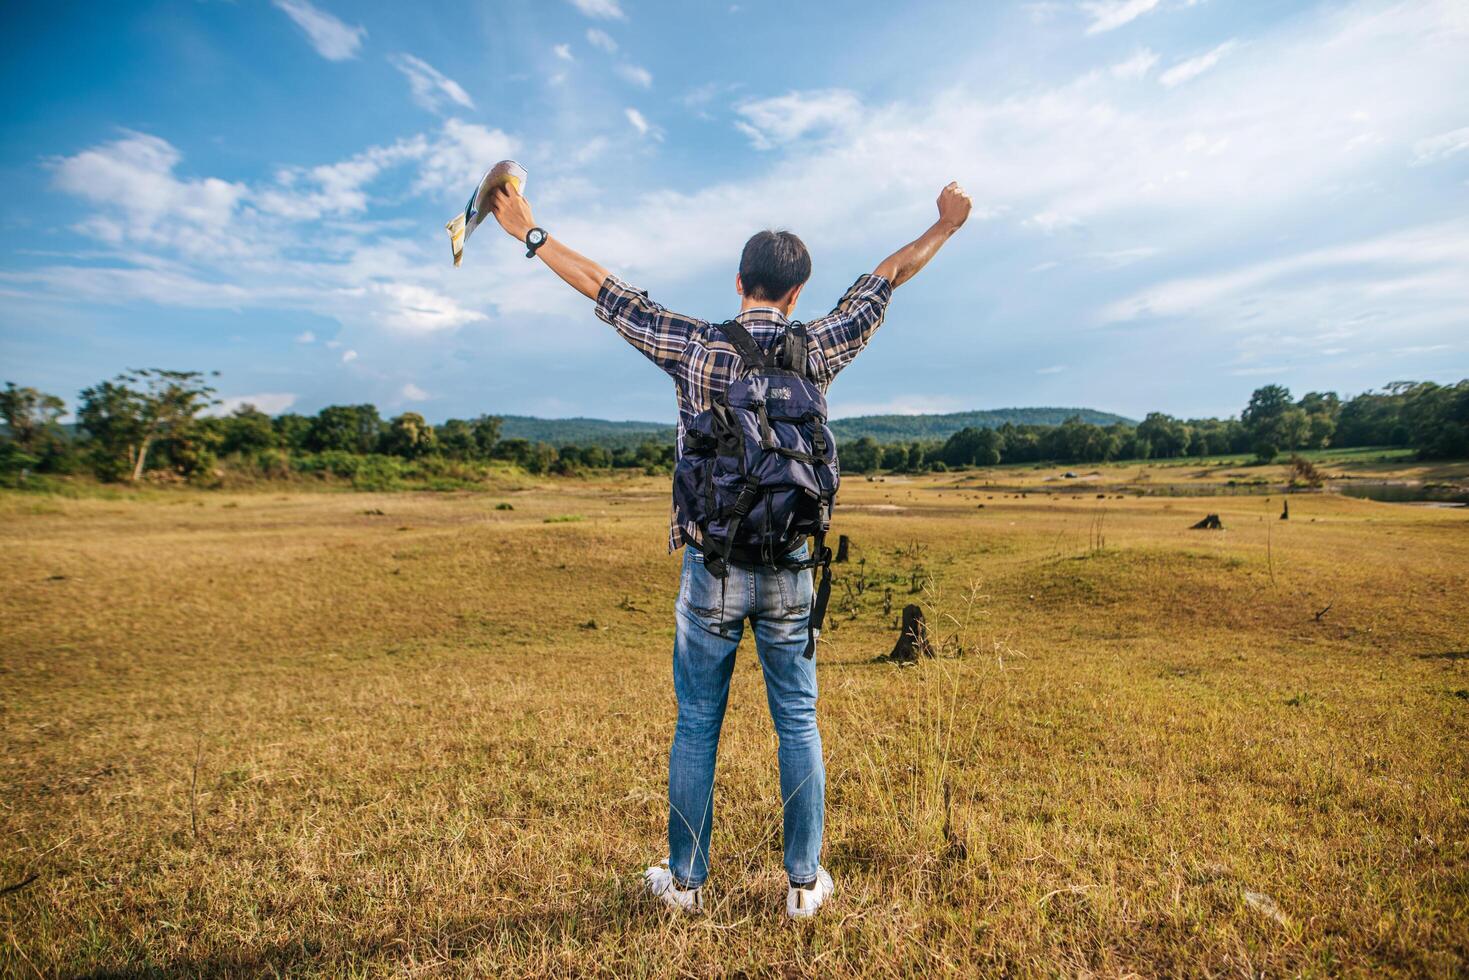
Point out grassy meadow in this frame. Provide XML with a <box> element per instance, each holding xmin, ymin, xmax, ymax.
<box><xmin>2</xmin><ymin>457</ymin><xmax>1467</xmax><ymax>977</ymax></box>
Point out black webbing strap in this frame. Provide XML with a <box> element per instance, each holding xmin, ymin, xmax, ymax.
<box><xmin>782</xmin><ymin>323</ymin><xmax>809</xmax><ymax>374</ymax></box>
<box><xmin>716</xmin><ymin>319</ymin><xmax>769</xmax><ymax>371</ymax></box>
<box><xmin>804</xmin><ymin>528</ymin><xmax>832</xmax><ymax>659</ymax></box>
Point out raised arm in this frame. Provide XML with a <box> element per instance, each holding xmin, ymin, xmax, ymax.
<box><xmin>487</xmin><ymin>184</ymin><xmax>608</xmax><ymax>300</ymax></box>
<box><xmin>872</xmin><ymin>182</ymin><xmax>972</xmax><ymax>288</ymax></box>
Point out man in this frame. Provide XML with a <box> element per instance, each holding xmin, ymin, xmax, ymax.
<box><xmin>487</xmin><ymin>180</ymin><xmax>971</xmax><ymax>918</ymax></box>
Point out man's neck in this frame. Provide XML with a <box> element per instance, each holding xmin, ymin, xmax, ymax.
<box><xmin>738</xmin><ymin>298</ymin><xmax>791</xmax><ymax>318</ymax></box>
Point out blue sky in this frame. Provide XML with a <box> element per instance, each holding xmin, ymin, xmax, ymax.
<box><xmin>1</xmin><ymin>0</ymin><xmax>1466</xmax><ymax>423</ymax></box>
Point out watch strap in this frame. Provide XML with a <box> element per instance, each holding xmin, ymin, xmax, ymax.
<box><xmin>524</xmin><ymin>227</ymin><xmax>547</xmax><ymax>259</ymax></box>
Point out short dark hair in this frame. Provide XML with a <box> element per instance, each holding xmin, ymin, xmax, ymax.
<box><xmin>739</xmin><ymin>230</ymin><xmax>811</xmax><ymax>302</ymax></box>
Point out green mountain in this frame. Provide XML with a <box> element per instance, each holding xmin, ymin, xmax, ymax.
<box><xmin>495</xmin><ymin>407</ymin><xmax>1132</xmax><ymax>448</ymax></box>
<box><xmin>829</xmin><ymin>407</ymin><xmax>1134</xmax><ymax>443</ymax></box>
<box><xmin>496</xmin><ymin>415</ymin><xmax>677</xmax><ymax>449</ymax></box>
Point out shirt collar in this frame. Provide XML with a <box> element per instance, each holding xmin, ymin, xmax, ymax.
<box><xmin>735</xmin><ymin>305</ymin><xmax>788</xmax><ymax>324</ymax></box>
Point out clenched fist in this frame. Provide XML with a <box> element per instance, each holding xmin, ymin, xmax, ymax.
<box><xmin>937</xmin><ymin>181</ymin><xmax>972</xmax><ymax>232</ymax></box>
<box><xmin>489</xmin><ymin>183</ymin><xmax>536</xmax><ymax>241</ymax></box>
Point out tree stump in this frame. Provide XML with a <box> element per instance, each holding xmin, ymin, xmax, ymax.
<box><xmin>888</xmin><ymin>604</ymin><xmax>933</xmax><ymax>662</ymax></box>
<box><xmin>835</xmin><ymin>534</ymin><xmax>850</xmax><ymax>563</ymax></box>
<box><xmin>1190</xmin><ymin>514</ymin><xmax>1224</xmax><ymax>530</ymax></box>
<box><xmin>1280</xmin><ymin>499</ymin><xmax>1289</xmax><ymax>520</ymax></box>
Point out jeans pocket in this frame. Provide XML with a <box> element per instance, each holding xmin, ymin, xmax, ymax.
<box><xmin>680</xmin><ymin>549</ymin><xmax>726</xmax><ymax>621</ymax></box>
<box><xmin>776</xmin><ymin>564</ymin><xmax>814</xmax><ymax>618</ymax></box>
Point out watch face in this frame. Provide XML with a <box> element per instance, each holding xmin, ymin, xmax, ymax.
<box><xmin>528</xmin><ymin>228</ymin><xmax>547</xmax><ymax>246</ymax></box>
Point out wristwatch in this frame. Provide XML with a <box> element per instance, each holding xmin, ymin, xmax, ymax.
<box><xmin>524</xmin><ymin>227</ymin><xmax>548</xmax><ymax>258</ymax></box>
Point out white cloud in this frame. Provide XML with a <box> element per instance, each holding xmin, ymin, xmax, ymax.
<box><xmin>295</xmin><ymin>330</ymin><xmax>316</xmax><ymax>343</ymax></box>
<box><xmin>389</xmin><ymin>53</ymin><xmax>474</xmax><ymax>114</ymax></box>
<box><xmin>1412</xmin><ymin>125</ymin><xmax>1469</xmax><ymax>165</ymax></box>
<box><xmin>553</xmin><ymin>43</ymin><xmax>574</xmax><ymax>61</ymax></box>
<box><xmin>1036</xmin><ymin>365</ymin><xmax>1068</xmax><ymax>375</ymax></box>
<box><xmin>586</xmin><ymin>28</ymin><xmax>617</xmax><ymax>52</ymax></box>
<box><xmin>364</xmin><ymin>282</ymin><xmax>488</xmax><ymax>333</ymax></box>
<box><xmin>624</xmin><ymin>107</ymin><xmax>651</xmax><ymax>135</ymax></box>
<box><xmin>616</xmin><ymin>64</ymin><xmax>653</xmax><ymax>88</ymax></box>
<box><xmin>342</xmin><ymin>349</ymin><xmax>358</xmax><ymax>363</ymax></box>
<box><xmin>411</xmin><ymin>120</ymin><xmax>518</xmax><ymax>197</ymax></box>
<box><xmin>1082</xmin><ymin>0</ymin><xmax>1162</xmax><ymax>34</ymax></box>
<box><xmin>1102</xmin><ymin>220</ymin><xmax>1469</xmax><ymax>332</ymax></box>
<box><xmin>215</xmin><ymin>392</ymin><xmax>298</xmax><ymax>415</ymax></box>
<box><xmin>568</xmin><ymin>0</ymin><xmax>625</xmax><ymax>20</ymax></box>
<box><xmin>733</xmin><ymin>89</ymin><xmax>862</xmax><ymax>150</ymax></box>
<box><xmin>1159</xmin><ymin>41</ymin><xmax>1237</xmax><ymax>87</ymax></box>
<box><xmin>49</xmin><ymin>131</ymin><xmax>248</xmax><ymax>251</ymax></box>
<box><xmin>1111</xmin><ymin>48</ymin><xmax>1160</xmax><ymax>79</ymax></box>
<box><xmin>400</xmin><ymin>382</ymin><xmax>430</xmax><ymax>401</ymax></box>
<box><xmin>271</xmin><ymin>0</ymin><xmax>365</xmax><ymax>61</ymax></box>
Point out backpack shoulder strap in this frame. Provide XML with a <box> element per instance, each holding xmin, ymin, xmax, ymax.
<box><xmin>715</xmin><ymin>319</ymin><xmax>769</xmax><ymax>372</ymax></box>
<box><xmin>781</xmin><ymin>322</ymin><xmax>811</xmax><ymax>377</ymax></box>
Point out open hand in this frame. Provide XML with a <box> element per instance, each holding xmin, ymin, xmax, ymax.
<box><xmin>489</xmin><ymin>183</ymin><xmax>535</xmax><ymax>240</ymax></box>
<box><xmin>937</xmin><ymin>181</ymin><xmax>972</xmax><ymax>231</ymax></box>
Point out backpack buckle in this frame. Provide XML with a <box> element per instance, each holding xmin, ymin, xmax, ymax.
<box><xmin>733</xmin><ymin>483</ymin><xmax>760</xmax><ymax>517</ymax></box>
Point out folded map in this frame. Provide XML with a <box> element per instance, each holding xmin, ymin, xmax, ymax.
<box><xmin>445</xmin><ymin>160</ymin><xmax>528</xmax><ymax>267</ymax></box>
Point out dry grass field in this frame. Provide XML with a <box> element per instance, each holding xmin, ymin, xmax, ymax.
<box><xmin>2</xmin><ymin>461</ymin><xmax>1467</xmax><ymax>977</ymax></box>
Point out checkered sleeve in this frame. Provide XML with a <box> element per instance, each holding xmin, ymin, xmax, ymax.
<box><xmin>595</xmin><ymin>275</ymin><xmax>704</xmax><ymax>378</ymax></box>
<box><xmin>803</xmin><ymin>273</ymin><xmax>894</xmax><ymax>383</ymax></box>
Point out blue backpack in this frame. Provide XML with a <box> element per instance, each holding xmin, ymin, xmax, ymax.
<box><xmin>672</xmin><ymin>319</ymin><xmax>837</xmax><ymax>657</ymax></box>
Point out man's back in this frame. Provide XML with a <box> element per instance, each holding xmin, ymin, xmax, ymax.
<box><xmin>594</xmin><ymin>272</ymin><xmax>894</xmax><ymax>551</ymax></box>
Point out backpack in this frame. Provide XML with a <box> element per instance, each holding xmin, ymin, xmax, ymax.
<box><xmin>672</xmin><ymin>319</ymin><xmax>837</xmax><ymax>657</ymax></box>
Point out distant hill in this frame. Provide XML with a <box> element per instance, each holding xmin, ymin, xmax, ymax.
<box><xmin>496</xmin><ymin>407</ymin><xmax>1132</xmax><ymax>448</ymax></box>
<box><xmin>830</xmin><ymin>407</ymin><xmax>1134</xmax><ymax>443</ymax></box>
<box><xmin>496</xmin><ymin>415</ymin><xmax>678</xmax><ymax>449</ymax></box>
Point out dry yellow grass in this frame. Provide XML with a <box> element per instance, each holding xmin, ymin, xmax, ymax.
<box><xmin>2</xmin><ymin>466</ymin><xmax>1466</xmax><ymax>977</ymax></box>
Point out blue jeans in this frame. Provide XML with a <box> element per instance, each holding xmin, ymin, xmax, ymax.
<box><xmin>667</xmin><ymin>543</ymin><xmax>825</xmax><ymax>889</ymax></box>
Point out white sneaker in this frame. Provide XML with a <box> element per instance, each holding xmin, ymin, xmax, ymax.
<box><xmin>786</xmin><ymin>867</ymin><xmax>834</xmax><ymax>919</ymax></box>
<box><xmin>643</xmin><ymin>859</ymin><xmax>704</xmax><ymax>913</ymax></box>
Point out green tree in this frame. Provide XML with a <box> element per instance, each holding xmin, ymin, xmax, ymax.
<box><xmin>382</xmin><ymin>413</ymin><xmax>436</xmax><ymax>458</ymax></box>
<box><xmin>471</xmin><ymin>415</ymin><xmax>503</xmax><ymax>457</ymax></box>
<box><xmin>1136</xmin><ymin>412</ymin><xmax>1190</xmax><ymax>458</ymax></box>
<box><xmin>219</xmin><ymin>404</ymin><xmax>276</xmax><ymax>455</ymax></box>
<box><xmin>906</xmin><ymin>442</ymin><xmax>925</xmax><ymax>471</ymax></box>
<box><xmin>844</xmin><ymin>436</ymin><xmax>883</xmax><ymax>473</ymax></box>
<box><xmin>272</xmin><ymin>413</ymin><xmax>312</xmax><ymax>452</ymax></box>
<box><xmin>437</xmin><ymin>418</ymin><xmax>477</xmax><ymax>459</ymax></box>
<box><xmin>0</xmin><ymin>383</ymin><xmax>66</xmax><ymax>455</ymax></box>
<box><xmin>77</xmin><ymin>369</ymin><xmax>218</xmax><ymax>482</ymax></box>
<box><xmin>881</xmin><ymin>445</ymin><xmax>907</xmax><ymax>470</ymax></box>
<box><xmin>306</xmin><ymin>404</ymin><xmax>382</xmax><ymax>454</ymax></box>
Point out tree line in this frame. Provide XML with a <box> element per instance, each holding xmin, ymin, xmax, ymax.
<box><xmin>1</xmin><ymin>371</ymin><xmax>1465</xmax><ymax>486</ymax></box>
<box><xmin>840</xmin><ymin>381</ymin><xmax>1467</xmax><ymax>473</ymax></box>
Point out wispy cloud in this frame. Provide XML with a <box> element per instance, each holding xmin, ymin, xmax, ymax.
<box><xmin>271</xmin><ymin>0</ymin><xmax>365</xmax><ymax>61</ymax></box>
<box><xmin>624</xmin><ymin>107</ymin><xmax>655</xmax><ymax>138</ymax></box>
<box><xmin>615</xmin><ymin>64</ymin><xmax>653</xmax><ymax>88</ymax></box>
<box><xmin>1412</xmin><ymin>126</ymin><xmax>1469</xmax><ymax>166</ymax></box>
<box><xmin>389</xmin><ymin>53</ymin><xmax>474</xmax><ymax>114</ymax></box>
<box><xmin>1159</xmin><ymin>41</ymin><xmax>1237</xmax><ymax>87</ymax></box>
<box><xmin>295</xmin><ymin>330</ymin><xmax>316</xmax><ymax>343</ymax></box>
<box><xmin>553</xmin><ymin>43</ymin><xmax>573</xmax><ymax>61</ymax></box>
<box><xmin>1036</xmin><ymin>364</ymin><xmax>1067</xmax><ymax>375</ymax></box>
<box><xmin>733</xmin><ymin>89</ymin><xmax>862</xmax><ymax>150</ymax></box>
<box><xmin>341</xmin><ymin>349</ymin><xmax>359</xmax><ymax>363</ymax></box>
<box><xmin>400</xmin><ymin>382</ymin><xmax>429</xmax><ymax>401</ymax></box>
<box><xmin>215</xmin><ymin>392</ymin><xmax>298</xmax><ymax>415</ymax></box>
<box><xmin>1081</xmin><ymin>0</ymin><xmax>1162</xmax><ymax>34</ymax></box>
<box><xmin>567</xmin><ymin>0</ymin><xmax>625</xmax><ymax>21</ymax></box>
<box><xmin>1111</xmin><ymin>48</ymin><xmax>1159</xmax><ymax>79</ymax></box>
<box><xmin>585</xmin><ymin>28</ymin><xmax>617</xmax><ymax>53</ymax></box>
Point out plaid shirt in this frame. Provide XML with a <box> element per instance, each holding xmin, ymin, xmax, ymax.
<box><xmin>595</xmin><ymin>272</ymin><xmax>894</xmax><ymax>552</ymax></box>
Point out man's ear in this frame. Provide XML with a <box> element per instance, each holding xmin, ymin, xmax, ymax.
<box><xmin>783</xmin><ymin>282</ymin><xmax>805</xmax><ymax>314</ymax></box>
<box><xmin>736</xmin><ymin>274</ymin><xmax>745</xmax><ymax>298</ymax></box>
